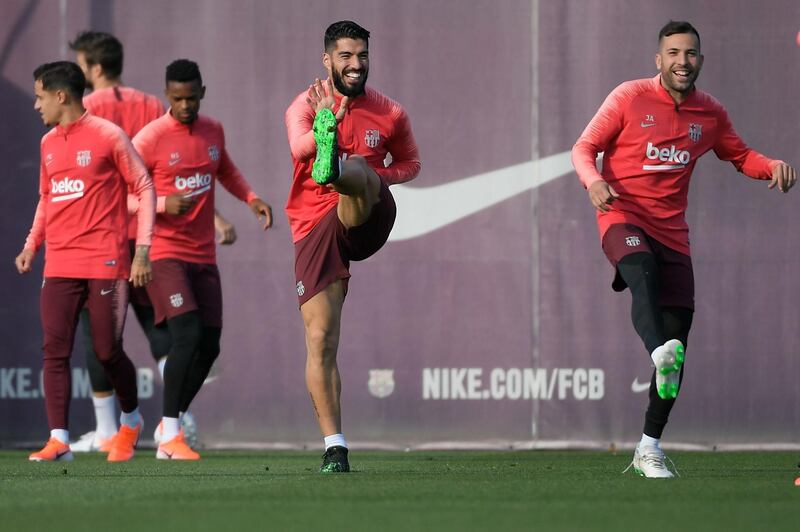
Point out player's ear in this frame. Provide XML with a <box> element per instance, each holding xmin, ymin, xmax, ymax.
<box><xmin>91</xmin><ymin>63</ymin><xmax>103</xmax><ymax>81</ymax></box>
<box><xmin>56</xmin><ymin>89</ymin><xmax>68</xmax><ymax>104</ymax></box>
<box><xmin>199</xmin><ymin>86</ymin><xmax>206</xmax><ymax>100</ymax></box>
<box><xmin>323</xmin><ymin>52</ymin><xmax>331</xmax><ymax>71</ymax></box>
<box><xmin>654</xmin><ymin>53</ymin><xmax>662</xmax><ymax>71</ymax></box>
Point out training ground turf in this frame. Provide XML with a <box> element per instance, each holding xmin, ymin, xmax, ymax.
<box><xmin>1</xmin><ymin>450</ymin><xmax>798</xmax><ymax>531</ymax></box>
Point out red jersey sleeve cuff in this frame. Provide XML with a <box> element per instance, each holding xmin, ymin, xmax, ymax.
<box><xmin>245</xmin><ymin>192</ymin><xmax>260</xmax><ymax>204</ymax></box>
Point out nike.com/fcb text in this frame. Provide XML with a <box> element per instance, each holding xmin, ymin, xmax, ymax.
<box><xmin>422</xmin><ymin>368</ymin><xmax>604</xmax><ymax>401</ymax></box>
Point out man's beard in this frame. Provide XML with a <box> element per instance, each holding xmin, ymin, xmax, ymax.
<box><xmin>331</xmin><ymin>67</ymin><xmax>368</xmax><ymax>97</ymax></box>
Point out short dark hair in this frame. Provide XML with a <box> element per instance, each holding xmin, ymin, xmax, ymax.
<box><xmin>324</xmin><ymin>20</ymin><xmax>370</xmax><ymax>51</ymax></box>
<box><xmin>69</xmin><ymin>31</ymin><xmax>123</xmax><ymax>79</ymax></box>
<box><xmin>165</xmin><ymin>59</ymin><xmax>203</xmax><ymax>86</ymax></box>
<box><xmin>658</xmin><ymin>20</ymin><xmax>701</xmax><ymax>49</ymax></box>
<box><xmin>33</xmin><ymin>61</ymin><xmax>86</xmax><ymax>100</ymax></box>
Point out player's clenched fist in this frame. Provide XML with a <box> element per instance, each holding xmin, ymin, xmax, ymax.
<box><xmin>15</xmin><ymin>249</ymin><xmax>35</xmax><ymax>274</ymax></box>
<box><xmin>587</xmin><ymin>180</ymin><xmax>620</xmax><ymax>212</ymax></box>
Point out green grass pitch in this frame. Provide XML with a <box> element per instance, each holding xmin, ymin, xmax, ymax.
<box><xmin>1</xmin><ymin>450</ymin><xmax>798</xmax><ymax>531</ymax></box>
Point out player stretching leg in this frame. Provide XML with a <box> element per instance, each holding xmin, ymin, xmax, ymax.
<box><xmin>572</xmin><ymin>21</ymin><xmax>796</xmax><ymax>478</ymax></box>
<box><xmin>285</xmin><ymin>21</ymin><xmax>421</xmax><ymax>472</ymax></box>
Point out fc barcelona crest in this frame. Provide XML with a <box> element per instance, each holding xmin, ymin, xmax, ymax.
<box><xmin>364</xmin><ymin>129</ymin><xmax>381</xmax><ymax>148</ymax></box>
<box><xmin>688</xmin><ymin>123</ymin><xmax>702</xmax><ymax>142</ymax></box>
<box><xmin>76</xmin><ymin>150</ymin><xmax>92</xmax><ymax>167</ymax></box>
<box><xmin>367</xmin><ymin>369</ymin><xmax>395</xmax><ymax>398</ymax></box>
<box><xmin>208</xmin><ymin>145</ymin><xmax>220</xmax><ymax>161</ymax></box>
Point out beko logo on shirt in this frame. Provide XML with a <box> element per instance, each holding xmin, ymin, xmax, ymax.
<box><xmin>174</xmin><ymin>173</ymin><xmax>212</xmax><ymax>197</ymax></box>
<box><xmin>644</xmin><ymin>142</ymin><xmax>690</xmax><ymax>170</ymax></box>
<box><xmin>50</xmin><ymin>177</ymin><xmax>85</xmax><ymax>202</ymax></box>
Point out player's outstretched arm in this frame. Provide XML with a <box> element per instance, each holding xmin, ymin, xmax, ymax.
<box><xmin>767</xmin><ymin>163</ymin><xmax>797</xmax><ymax>193</ymax></box>
<box><xmin>587</xmin><ymin>180</ymin><xmax>620</xmax><ymax>212</ymax></box>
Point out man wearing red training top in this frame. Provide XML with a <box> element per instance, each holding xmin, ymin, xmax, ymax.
<box><xmin>133</xmin><ymin>59</ymin><xmax>272</xmax><ymax>460</ymax></box>
<box><xmin>69</xmin><ymin>30</ymin><xmax>234</xmax><ymax>452</ymax></box>
<box><xmin>68</xmin><ymin>30</ymin><xmax>169</xmax><ymax>453</ymax></box>
<box><xmin>285</xmin><ymin>20</ymin><xmax>421</xmax><ymax>473</ymax></box>
<box><xmin>572</xmin><ymin>21</ymin><xmax>796</xmax><ymax>478</ymax></box>
<box><xmin>15</xmin><ymin>61</ymin><xmax>156</xmax><ymax>463</ymax></box>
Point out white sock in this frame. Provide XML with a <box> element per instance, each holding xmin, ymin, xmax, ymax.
<box><xmin>158</xmin><ymin>357</ymin><xmax>167</xmax><ymax>381</ymax></box>
<box><xmin>119</xmin><ymin>407</ymin><xmax>142</xmax><ymax>429</ymax></box>
<box><xmin>639</xmin><ymin>434</ymin><xmax>661</xmax><ymax>450</ymax></box>
<box><xmin>93</xmin><ymin>394</ymin><xmax>118</xmax><ymax>437</ymax></box>
<box><xmin>324</xmin><ymin>433</ymin><xmax>348</xmax><ymax>450</ymax></box>
<box><xmin>51</xmin><ymin>429</ymin><xmax>69</xmax><ymax>444</ymax></box>
<box><xmin>162</xmin><ymin>417</ymin><xmax>180</xmax><ymax>443</ymax></box>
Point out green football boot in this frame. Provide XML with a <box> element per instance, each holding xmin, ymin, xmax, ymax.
<box><xmin>311</xmin><ymin>108</ymin><xmax>340</xmax><ymax>185</ymax></box>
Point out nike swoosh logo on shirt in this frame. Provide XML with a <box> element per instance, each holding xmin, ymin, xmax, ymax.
<box><xmin>183</xmin><ymin>186</ymin><xmax>211</xmax><ymax>198</ymax></box>
<box><xmin>100</xmin><ymin>289</ymin><xmax>114</xmax><ymax>296</ymax></box>
<box><xmin>631</xmin><ymin>378</ymin><xmax>650</xmax><ymax>393</ymax></box>
<box><xmin>168</xmin><ymin>158</ymin><xmax>181</xmax><ymax>166</ymax></box>
<box><xmin>640</xmin><ymin>122</ymin><xmax>655</xmax><ymax>128</ymax></box>
<box><xmin>388</xmin><ymin>150</ymin><xmax>574</xmax><ymax>241</ymax></box>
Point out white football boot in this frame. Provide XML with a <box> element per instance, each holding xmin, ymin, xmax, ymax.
<box><xmin>627</xmin><ymin>445</ymin><xmax>678</xmax><ymax>478</ymax></box>
<box><xmin>651</xmin><ymin>339</ymin><xmax>685</xmax><ymax>400</ymax></box>
<box><xmin>70</xmin><ymin>430</ymin><xmax>114</xmax><ymax>452</ymax></box>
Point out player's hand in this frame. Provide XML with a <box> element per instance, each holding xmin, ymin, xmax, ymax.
<box><xmin>129</xmin><ymin>246</ymin><xmax>152</xmax><ymax>287</ymax></box>
<box><xmin>214</xmin><ymin>212</ymin><xmax>238</xmax><ymax>245</ymax></box>
<box><xmin>14</xmin><ymin>249</ymin><xmax>34</xmax><ymax>274</ymax></box>
<box><xmin>588</xmin><ymin>180</ymin><xmax>620</xmax><ymax>212</ymax></box>
<box><xmin>165</xmin><ymin>193</ymin><xmax>196</xmax><ymax>215</ymax></box>
<box><xmin>306</xmin><ymin>78</ymin><xmax>349</xmax><ymax>121</ymax></box>
<box><xmin>768</xmin><ymin>163</ymin><xmax>796</xmax><ymax>193</ymax></box>
<box><xmin>249</xmin><ymin>198</ymin><xmax>273</xmax><ymax>230</ymax></box>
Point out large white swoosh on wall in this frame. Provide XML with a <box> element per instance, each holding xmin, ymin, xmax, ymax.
<box><xmin>389</xmin><ymin>150</ymin><xmax>574</xmax><ymax>241</ymax></box>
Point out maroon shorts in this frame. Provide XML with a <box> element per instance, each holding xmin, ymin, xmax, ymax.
<box><xmin>146</xmin><ymin>259</ymin><xmax>222</xmax><ymax>326</ymax></box>
<box><xmin>601</xmin><ymin>223</ymin><xmax>694</xmax><ymax>310</ymax></box>
<box><xmin>294</xmin><ymin>181</ymin><xmax>396</xmax><ymax>306</ymax></box>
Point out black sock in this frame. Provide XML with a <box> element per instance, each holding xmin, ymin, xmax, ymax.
<box><xmin>178</xmin><ymin>327</ymin><xmax>221</xmax><ymax>412</ymax></box>
<box><xmin>162</xmin><ymin>311</ymin><xmax>201</xmax><ymax>418</ymax></box>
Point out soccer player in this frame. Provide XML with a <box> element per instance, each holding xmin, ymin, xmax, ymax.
<box><xmin>285</xmin><ymin>21</ymin><xmax>421</xmax><ymax>472</ymax></box>
<box><xmin>572</xmin><ymin>21</ymin><xmax>796</xmax><ymax>478</ymax></box>
<box><xmin>133</xmin><ymin>59</ymin><xmax>272</xmax><ymax>460</ymax></box>
<box><xmin>15</xmin><ymin>61</ymin><xmax>155</xmax><ymax>462</ymax></box>
<box><xmin>69</xmin><ymin>31</ymin><xmax>234</xmax><ymax>451</ymax></box>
